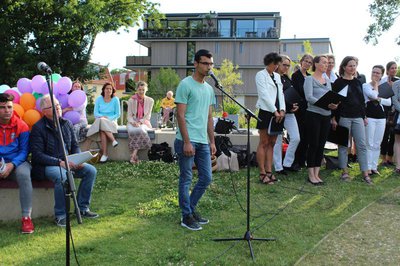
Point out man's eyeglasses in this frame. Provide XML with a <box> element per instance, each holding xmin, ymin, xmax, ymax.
<box><xmin>282</xmin><ymin>64</ymin><xmax>291</xmax><ymax>67</ymax></box>
<box><xmin>43</xmin><ymin>104</ymin><xmax>61</xmax><ymax>110</ymax></box>
<box><xmin>198</xmin><ymin>62</ymin><xmax>214</xmax><ymax>67</ymax></box>
<box><xmin>304</xmin><ymin>60</ymin><xmax>313</xmax><ymax>64</ymax></box>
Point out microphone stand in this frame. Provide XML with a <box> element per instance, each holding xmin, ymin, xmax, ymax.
<box><xmin>44</xmin><ymin>72</ymin><xmax>82</xmax><ymax>266</ymax></box>
<box><xmin>211</xmin><ymin>80</ymin><xmax>276</xmax><ymax>260</ymax></box>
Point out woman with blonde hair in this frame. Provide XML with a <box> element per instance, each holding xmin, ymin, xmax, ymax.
<box><xmin>126</xmin><ymin>81</ymin><xmax>154</xmax><ymax>164</ymax></box>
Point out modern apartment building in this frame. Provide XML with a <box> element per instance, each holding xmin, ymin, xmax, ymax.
<box><xmin>125</xmin><ymin>12</ymin><xmax>333</xmax><ymax>109</ymax></box>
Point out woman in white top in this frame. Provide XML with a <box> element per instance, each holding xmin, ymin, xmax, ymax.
<box><xmin>363</xmin><ymin>65</ymin><xmax>390</xmax><ymax>175</ymax></box>
<box><xmin>255</xmin><ymin>52</ymin><xmax>285</xmax><ymax>184</ymax></box>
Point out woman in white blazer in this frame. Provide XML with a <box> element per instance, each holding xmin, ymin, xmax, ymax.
<box><xmin>255</xmin><ymin>52</ymin><xmax>286</xmax><ymax>184</ymax></box>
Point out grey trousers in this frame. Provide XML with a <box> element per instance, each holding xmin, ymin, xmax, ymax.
<box><xmin>8</xmin><ymin>161</ymin><xmax>32</xmax><ymax>217</ymax></box>
<box><xmin>338</xmin><ymin>117</ymin><xmax>368</xmax><ymax>172</ymax></box>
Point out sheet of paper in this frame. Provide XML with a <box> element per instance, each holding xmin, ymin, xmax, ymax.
<box><xmin>67</xmin><ymin>151</ymin><xmax>97</xmax><ymax>165</ymax></box>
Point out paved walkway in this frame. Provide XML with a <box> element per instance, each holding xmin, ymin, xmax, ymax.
<box><xmin>295</xmin><ymin>187</ymin><xmax>400</xmax><ymax>265</ymax></box>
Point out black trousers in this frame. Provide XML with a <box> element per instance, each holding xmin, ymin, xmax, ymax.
<box><xmin>380</xmin><ymin>124</ymin><xmax>394</xmax><ymax>157</ymax></box>
<box><xmin>305</xmin><ymin>111</ymin><xmax>331</xmax><ymax>168</ymax></box>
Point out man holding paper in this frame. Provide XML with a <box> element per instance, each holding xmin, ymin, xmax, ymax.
<box><xmin>30</xmin><ymin>95</ymin><xmax>98</xmax><ymax>227</ymax></box>
<box><xmin>0</xmin><ymin>93</ymin><xmax>34</xmax><ymax>234</ymax></box>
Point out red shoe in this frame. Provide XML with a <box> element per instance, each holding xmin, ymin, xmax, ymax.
<box><xmin>21</xmin><ymin>217</ymin><xmax>34</xmax><ymax>234</ymax></box>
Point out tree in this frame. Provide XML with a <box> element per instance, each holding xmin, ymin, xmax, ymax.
<box><xmin>0</xmin><ymin>0</ymin><xmax>162</xmax><ymax>85</ymax></box>
<box><xmin>148</xmin><ymin>67</ymin><xmax>180</xmax><ymax>100</ymax></box>
<box><xmin>365</xmin><ymin>0</ymin><xmax>400</xmax><ymax>45</ymax></box>
<box><xmin>212</xmin><ymin>59</ymin><xmax>243</xmax><ymax>114</ymax></box>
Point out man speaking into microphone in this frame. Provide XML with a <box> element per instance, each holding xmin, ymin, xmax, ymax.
<box><xmin>174</xmin><ymin>49</ymin><xmax>216</xmax><ymax>231</ymax></box>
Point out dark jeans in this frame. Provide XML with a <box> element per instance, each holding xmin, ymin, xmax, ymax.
<box><xmin>305</xmin><ymin>111</ymin><xmax>331</xmax><ymax>168</ymax></box>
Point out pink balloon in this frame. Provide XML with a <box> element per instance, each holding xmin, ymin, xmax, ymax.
<box><xmin>57</xmin><ymin>94</ymin><xmax>69</xmax><ymax>109</ymax></box>
<box><xmin>63</xmin><ymin>111</ymin><xmax>80</xmax><ymax>125</ymax></box>
<box><xmin>68</xmin><ymin>90</ymin><xmax>86</xmax><ymax>108</ymax></box>
<box><xmin>36</xmin><ymin>97</ymin><xmax>42</xmax><ymax>112</ymax></box>
<box><xmin>56</xmin><ymin>77</ymin><xmax>72</xmax><ymax>95</ymax></box>
<box><xmin>4</xmin><ymin>89</ymin><xmax>20</xmax><ymax>103</ymax></box>
<box><xmin>31</xmin><ymin>75</ymin><xmax>46</xmax><ymax>93</ymax></box>
<box><xmin>17</xmin><ymin>78</ymin><xmax>32</xmax><ymax>93</ymax></box>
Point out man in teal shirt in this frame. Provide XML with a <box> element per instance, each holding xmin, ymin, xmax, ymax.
<box><xmin>175</xmin><ymin>49</ymin><xmax>216</xmax><ymax>231</ymax></box>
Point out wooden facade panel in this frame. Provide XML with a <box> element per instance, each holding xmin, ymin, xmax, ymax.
<box><xmin>151</xmin><ymin>42</ymin><xmax>177</xmax><ymax>65</ymax></box>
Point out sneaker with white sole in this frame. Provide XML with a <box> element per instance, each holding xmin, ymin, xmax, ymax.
<box><xmin>21</xmin><ymin>217</ymin><xmax>34</xmax><ymax>234</ymax></box>
<box><xmin>181</xmin><ymin>214</ymin><xmax>202</xmax><ymax>231</ymax></box>
<box><xmin>112</xmin><ymin>140</ymin><xmax>118</xmax><ymax>147</ymax></box>
<box><xmin>99</xmin><ymin>155</ymin><xmax>108</xmax><ymax>163</ymax></box>
<box><xmin>55</xmin><ymin>217</ymin><xmax>66</xmax><ymax>227</ymax></box>
<box><xmin>193</xmin><ymin>211</ymin><xmax>209</xmax><ymax>225</ymax></box>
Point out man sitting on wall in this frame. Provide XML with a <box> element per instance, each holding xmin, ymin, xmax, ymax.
<box><xmin>30</xmin><ymin>95</ymin><xmax>98</xmax><ymax>227</ymax></box>
<box><xmin>0</xmin><ymin>93</ymin><xmax>34</xmax><ymax>234</ymax></box>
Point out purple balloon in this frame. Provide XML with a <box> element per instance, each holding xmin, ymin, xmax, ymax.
<box><xmin>63</xmin><ymin>111</ymin><xmax>80</xmax><ymax>125</ymax></box>
<box><xmin>36</xmin><ymin>98</ymin><xmax>42</xmax><ymax>112</ymax></box>
<box><xmin>39</xmin><ymin>81</ymin><xmax>50</xmax><ymax>94</ymax></box>
<box><xmin>31</xmin><ymin>75</ymin><xmax>46</xmax><ymax>93</ymax></box>
<box><xmin>56</xmin><ymin>77</ymin><xmax>72</xmax><ymax>95</ymax></box>
<box><xmin>17</xmin><ymin>78</ymin><xmax>32</xmax><ymax>93</ymax></box>
<box><xmin>57</xmin><ymin>94</ymin><xmax>69</xmax><ymax>109</ymax></box>
<box><xmin>68</xmin><ymin>90</ymin><xmax>86</xmax><ymax>108</ymax></box>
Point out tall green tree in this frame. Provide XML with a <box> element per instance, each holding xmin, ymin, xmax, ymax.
<box><xmin>148</xmin><ymin>67</ymin><xmax>181</xmax><ymax>100</ymax></box>
<box><xmin>365</xmin><ymin>0</ymin><xmax>400</xmax><ymax>45</ymax></box>
<box><xmin>212</xmin><ymin>59</ymin><xmax>243</xmax><ymax>114</ymax></box>
<box><xmin>0</xmin><ymin>0</ymin><xmax>162</xmax><ymax>85</ymax></box>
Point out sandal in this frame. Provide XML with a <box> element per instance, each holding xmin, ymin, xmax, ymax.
<box><xmin>341</xmin><ymin>173</ymin><xmax>351</xmax><ymax>182</ymax></box>
<box><xmin>363</xmin><ymin>175</ymin><xmax>373</xmax><ymax>185</ymax></box>
<box><xmin>130</xmin><ymin>155</ymin><xmax>138</xmax><ymax>164</ymax></box>
<box><xmin>266</xmin><ymin>172</ymin><xmax>278</xmax><ymax>182</ymax></box>
<box><xmin>259</xmin><ymin>173</ymin><xmax>274</xmax><ymax>185</ymax></box>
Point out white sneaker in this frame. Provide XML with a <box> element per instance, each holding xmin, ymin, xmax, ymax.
<box><xmin>112</xmin><ymin>140</ymin><xmax>118</xmax><ymax>147</ymax></box>
<box><xmin>99</xmin><ymin>155</ymin><xmax>108</xmax><ymax>163</ymax></box>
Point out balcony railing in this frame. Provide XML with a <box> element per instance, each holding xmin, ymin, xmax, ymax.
<box><xmin>138</xmin><ymin>27</ymin><xmax>279</xmax><ymax>39</ymax></box>
<box><xmin>126</xmin><ymin>56</ymin><xmax>151</xmax><ymax>66</ymax></box>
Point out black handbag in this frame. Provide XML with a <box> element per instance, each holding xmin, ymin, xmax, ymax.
<box><xmin>214</xmin><ymin>118</ymin><xmax>236</xmax><ymax>134</ymax></box>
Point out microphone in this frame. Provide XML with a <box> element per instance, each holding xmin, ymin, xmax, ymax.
<box><xmin>208</xmin><ymin>70</ymin><xmax>222</xmax><ymax>87</ymax></box>
<box><xmin>37</xmin><ymin>62</ymin><xmax>52</xmax><ymax>74</ymax></box>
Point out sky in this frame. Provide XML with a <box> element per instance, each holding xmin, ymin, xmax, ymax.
<box><xmin>91</xmin><ymin>0</ymin><xmax>400</xmax><ymax>80</ymax></box>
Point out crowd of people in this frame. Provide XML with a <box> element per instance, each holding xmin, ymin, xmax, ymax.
<box><xmin>1</xmin><ymin>48</ymin><xmax>399</xmax><ymax>234</ymax></box>
<box><xmin>256</xmin><ymin>52</ymin><xmax>400</xmax><ymax>187</ymax></box>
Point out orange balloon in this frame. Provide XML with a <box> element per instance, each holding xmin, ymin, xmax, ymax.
<box><xmin>23</xmin><ymin>109</ymin><xmax>41</xmax><ymax>127</ymax></box>
<box><xmin>13</xmin><ymin>103</ymin><xmax>25</xmax><ymax>118</ymax></box>
<box><xmin>20</xmin><ymin>93</ymin><xmax>36</xmax><ymax>111</ymax></box>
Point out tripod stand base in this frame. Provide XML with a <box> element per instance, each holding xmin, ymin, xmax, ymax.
<box><xmin>214</xmin><ymin>231</ymin><xmax>275</xmax><ymax>260</ymax></box>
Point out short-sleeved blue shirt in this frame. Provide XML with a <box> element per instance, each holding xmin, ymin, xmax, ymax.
<box><xmin>175</xmin><ymin>76</ymin><xmax>215</xmax><ymax>144</ymax></box>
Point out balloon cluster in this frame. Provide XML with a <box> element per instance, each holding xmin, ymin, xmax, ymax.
<box><xmin>0</xmin><ymin>74</ymin><xmax>87</xmax><ymax>128</ymax></box>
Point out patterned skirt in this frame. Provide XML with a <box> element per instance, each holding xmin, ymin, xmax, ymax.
<box><xmin>127</xmin><ymin>123</ymin><xmax>151</xmax><ymax>150</ymax></box>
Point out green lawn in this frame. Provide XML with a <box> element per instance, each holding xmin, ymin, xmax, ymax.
<box><xmin>0</xmin><ymin>160</ymin><xmax>399</xmax><ymax>265</ymax></box>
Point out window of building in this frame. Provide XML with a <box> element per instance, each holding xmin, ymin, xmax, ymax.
<box><xmin>186</xmin><ymin>68</ymin><xmax>194</xmax><ymax>76</ymax></box>
<box><xmin>217</xmin><ymin>19</ymin><xmax>231</xmax><ymax>37</ymax></box>
<box><xmin>188</xmin><ymin>19</ymin><xmax>203</xmax><ymax>37</ymax></box>
<box><xmin>236</xmin><ymin>20</ymin><xmax>253</xmax><ymax>37</ymax></box>
<box><xmin>283</xmin><ymin>43</ymin><xmax>287</xmax><ymax>52</ymax></box>
<box><xmin>301</xmin><ymin>44</ymin><xmax>305</xmax><ymax>53</ymax></box>
<box><xmin>187</xmin><ymin>41</ymin><xmax>196</xmax><ymax>65</ymax></box>
<box><xmin>254</xmin><ymin>19</ymin><xmax>275</xmax><ymax>38</ymax></box>
<box><xmin>239</xmin><ymin>42</ymin><xmax>243</xmax><ymax>54</ymax></box>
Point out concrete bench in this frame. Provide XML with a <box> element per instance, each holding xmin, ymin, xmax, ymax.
<box><xmin>80</xmin><ymin>126</ymin><xmax>259</xmax><ymax>162</ymax></box>
<box><xmin>0</xmin><ymin>179</ymin><xmax>54</xmax><ymax>221</ymax></box>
